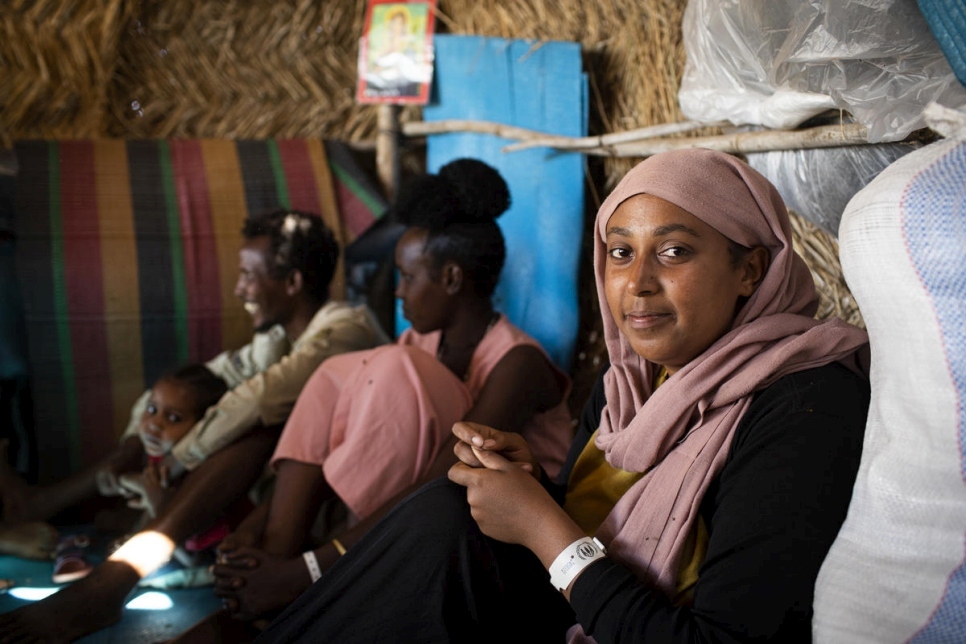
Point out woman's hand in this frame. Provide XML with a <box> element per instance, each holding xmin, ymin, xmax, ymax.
<box><xmin>449</xmin><ymin>446</ymin><xmax>590</xmax><ymax>589</ymax></box>
<box><xmin>213</xmin><ymin>546</ymin><xmax>312</xmax><ymax>621</ymax></box>
<box><xmin>448</xmin><ymin>445</ymin><xmax>569</xmax><ymax>551</ymax></box>
<box><xmin>451</xmin><ymin>421</ymin><xmax>540</xmax><ymax>477</ymax></box>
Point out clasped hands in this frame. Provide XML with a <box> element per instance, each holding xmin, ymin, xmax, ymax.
<box><xmin>211</xmin><ymin>530</ymin><xmax>310</xmax><ymax>621</ymax></box>
<box><xmin>447</xmin><ymin>422</ymin><xmax>566</xmax><ymax>550</ymax></box>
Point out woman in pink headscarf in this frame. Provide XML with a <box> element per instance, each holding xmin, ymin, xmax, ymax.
<box><xmin>255</xmin><ymin>149</ymin><xmax>871</xmax><ymax>644</ymax></box>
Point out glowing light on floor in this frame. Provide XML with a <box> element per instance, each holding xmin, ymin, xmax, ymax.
<box><xmin>7</xmin><ymin>587</ymin><xmax>172</xmax><ymax>611</ymax></box>
<box><xmin>126</xmin><ymin>591</ymin><xmax>173</xmax><ymax>610</ymax></box>
<box><xmin>108</xmin><ymin>530</ymin><xmax>176</xmax><ymax>578</ymax></box>
<box><xmin>8</xmin><ymin>587</ymin><xmax>59</xmax><ymax>601</ymax></box>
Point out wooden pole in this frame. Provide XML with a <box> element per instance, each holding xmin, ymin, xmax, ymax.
<box><xmin>376</xmin><ymin>103</ymin><xmax>401</xmax><ymax>200</ymax></box>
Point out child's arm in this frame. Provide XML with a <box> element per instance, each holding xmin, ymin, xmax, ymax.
<box><xmin>120</xmin><ymin>461</ymin><xmax>176</xmax><ymax>519</ymax></box>
<box><xmin>94</xmin><ymin>435</ymin><xmax>147</xmax><ymax>497</ymax></box>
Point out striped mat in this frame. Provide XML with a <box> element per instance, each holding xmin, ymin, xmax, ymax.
<box><xmin>13</xmin><ymin>139</ymin><xmax>386</xmax><ymax>483</ymax></box>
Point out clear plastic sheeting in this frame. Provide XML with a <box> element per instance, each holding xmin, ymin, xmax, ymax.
<box><xmin>679</xmin><ymin>0</ymin><xmax>966</xmax><ymax>142</ymax></box>
<box><xmin>745</xmin><ymin>141</ymin><xmax>919</xmax><ymax>236</ymax></box>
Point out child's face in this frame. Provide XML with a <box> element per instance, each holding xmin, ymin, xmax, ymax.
<box><xmin>139</xmin><ymin>378</ymin><xmax>200</xmax><ymax>458</ymax></box>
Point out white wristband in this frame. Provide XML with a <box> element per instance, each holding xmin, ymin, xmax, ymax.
<box><xmin>303</xmin><ymin>550</ymin><xmax>322</xmax><ymax>583</ymax></box>
<box><xmin>548</xmin><ymin>537</ymin><xmax>607</xmax><ymax>592</ymax></box>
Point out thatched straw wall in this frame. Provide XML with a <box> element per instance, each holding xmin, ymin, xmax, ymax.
<box><xmin>1</xmin><ymin>0</ymin><xmax>862</xmax><ymax>407</ymax></box>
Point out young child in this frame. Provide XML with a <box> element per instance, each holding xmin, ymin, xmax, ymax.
<box><xmin>120</xmin><ymin>364</ymin><xmax>251</xmax><ymax>558</ymax></box>
<box><xmin>111</xmin><ymin>364</ymin><xmax>254</xmax><ymax>574</ymax></box>
<box><xmin>49</xmin><ymin>365</ymin><xmax>231</xmax><ymax>584</ymax></box>
<box><xmin>120</xmin><ymin>364</ymin><xmax>228</xmax><ymax>517</ymax></box>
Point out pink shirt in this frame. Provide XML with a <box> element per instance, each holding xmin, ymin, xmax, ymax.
<box><xmin>399</xmin><ymin>315</ymin><xmax>572</xmax><ymax>478</ymax></box>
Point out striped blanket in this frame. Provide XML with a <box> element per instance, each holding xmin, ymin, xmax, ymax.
<box><xmin>12</xmin><ymin>139</ymin><xmax>386</xmax><ymax>483</ymax></box>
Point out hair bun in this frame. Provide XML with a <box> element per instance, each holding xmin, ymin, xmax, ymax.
<box><xmin>391</xmin><ymin>175</ymin><xmax>458</xmax><ymax>229</ymax></box>
<box><xmin>438</xmin><ymin>158</ymin><xmax>511</xmax><ymax>223</ymax></box>
<box><xmin>392</xmin><ymin>158</ymin><xmax>511</xmax><ymax>229</ymax></box>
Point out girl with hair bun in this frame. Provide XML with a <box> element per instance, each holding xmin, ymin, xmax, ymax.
<box><xmin>173</xmin><ymin>159</ymin><xmax>573</xmax><ymax>641</ymax></box>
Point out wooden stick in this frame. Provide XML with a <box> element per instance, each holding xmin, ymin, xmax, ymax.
<box><xmin>399</xmin><ymin>119</ymin><xmax>721</xmax><ymax>151</ymax></box>
<box><xmin>401</xmin><ymin>119</ymin><xmax>555</xmax><ymax>142</ymax></box>
<box><xmin>376</xmin><ymin>104</ymin><xmax>401</xmax><ymax>200</ymax></box>
<box><xmin>502</xmin><ymin>120</ymin><xmax>727</xmax><ymax>152</ymax></box>
<box><xmin>397</xmin><ymin>117</ymin><xmax>875</xmax><ymax>157</ymax></box>
<box><xmin>587</xmin><ymin>123</ymin><xmax>872</xmax><ymax>157</ymax></box>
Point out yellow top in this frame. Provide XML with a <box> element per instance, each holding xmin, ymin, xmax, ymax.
<box><xmin>562</xmin><ymin>368</ymin><xmax>706</xmax><ymax>605</ymax></box>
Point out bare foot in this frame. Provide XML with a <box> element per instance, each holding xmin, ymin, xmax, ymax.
<box><xmin>0</xmin><ymin>560</ymin><xmax>140</xmax><ymax>643</ymax></box>
<box><xmin>212</xmin><ymin>547</ymin><xmax>311</xmax><ymax>621</ymax></box>
<box><xmin>0</xmin><ymin>521</ymin><xmax>59</xmax><ymax>559</ymax></box>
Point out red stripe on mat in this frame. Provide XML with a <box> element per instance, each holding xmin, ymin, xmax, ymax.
<box><xmin>59</xmin><ymin>141</ymin><xmax>115</xmax><ymax>466</ymax></box>
<box><xmin>334</xmin><ymin>182</ymin><xmax>377</xmax><ymax>240</ymax></box>
<box><xmin>170</xmin><ymin>140</ymin><xmax>223</xmax><ymax>362</ymax></box>
<box><xmin>276</xmin><ymin>139</ymin><xmax>322</xmax><ymax>214</ymax></box>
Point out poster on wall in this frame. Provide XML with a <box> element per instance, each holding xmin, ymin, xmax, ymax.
<box><xmin>357</xmin><ymin>0</ymin><xmax>437</xmax><ymax>104</ymax></box>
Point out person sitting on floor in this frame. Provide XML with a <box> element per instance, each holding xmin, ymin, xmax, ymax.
<box><xmin>0</xmin><ymin>209</ymin><xmax>388</xmax><ymax>527</ymax></box>
<box><xmin>169</xmin><ymin>158</ymin><xmax>575</xmax><ymax>642</ymax></box>
<box><xmin>46</xmin><ymin>363</ymin><xmax>229</xmax><ymax>584</ymax></box>
<box><xmin>0</xmin><ymin>208</ymin><xmax>388</xmax><ymax>643</ymax></box>
<box><xmin>119</xmin><ymin>364</ymin><xmax>248</xmax><ymax>559</ymax></box>
<box><xmin>252</xmin><ymin>148</ymin><xmax>872</xmax><ymax>644</ymax></box>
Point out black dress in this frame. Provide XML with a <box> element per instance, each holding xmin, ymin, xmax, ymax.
<box><xmin>255</xmin><ymin>361</ymin><xmax>869</xmax><ymax>644</ymax></box>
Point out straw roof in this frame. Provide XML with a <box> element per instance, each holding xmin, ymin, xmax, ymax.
<box><xmin>0</xmin><ymin>0</ymin><xmax>864</xmax><ymax>408</ymax></box>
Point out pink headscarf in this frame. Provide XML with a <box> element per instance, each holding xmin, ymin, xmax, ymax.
<box><xmin>591</xmin><ymin>148</ymin><xmax>869</xmax><ymax>596</ymax></box>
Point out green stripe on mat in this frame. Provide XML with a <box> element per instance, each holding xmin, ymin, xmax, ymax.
<box><xmin>267</xmin><ymin>140</ymin><xmax>291</xmax><ymax>209</ymax></box>
<box><xmin>159</xmin><ymin>141</ymin><xmax>190</xmax><ymax>366</ymax></box>
<box><xmin>330</xmin><ymin>162</ymin><xmax>385</xmax><ymax>219</ymax></box>
<box><xmin>48</xmin><ymin>142</ymin><xmax>82</xmax><ymax>473</ymax></box>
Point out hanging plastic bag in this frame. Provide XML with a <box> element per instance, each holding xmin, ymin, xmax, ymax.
<box><xmin>678</xmin><ymin>0</ymin><xmax>966</xmax><ymax>142</ymax></box>
<box><xmin>745</xmin><ymin>141</ymin><xmax>919</xmax><ymax>236</ymax></box>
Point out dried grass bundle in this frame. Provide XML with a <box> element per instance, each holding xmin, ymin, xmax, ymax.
<box><xmin>107</xmin><ymin>0</ymin><xmax>376</xmax><ymax>140</ymax></box>
<box><xmin>788</xmin><ymin>209</ymin><xmax>865</xmax><ymax>329</ymax></box>
<box><xmin>0</xmin><ymin>0</ymin><xmax>134</xmax><ymax>145</ymax></box>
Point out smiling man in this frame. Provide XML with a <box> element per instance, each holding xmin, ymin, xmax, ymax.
<box><xmin>116</xmin><ymin>209</ymin><xmax>390</xmax><ymax>478</ymax></box>
<box><xmin>1</xmin><ymin>209</ymin><xmax>388</xmax><ymax>523</ymax></box>
<box><xmin>108</xmin><ymin>210</ymin><xmax>390</xmax><ymax>480</ymax></box>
